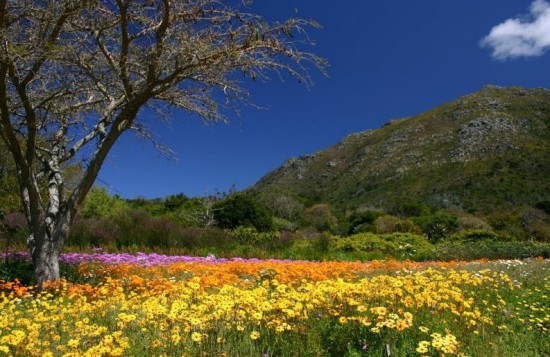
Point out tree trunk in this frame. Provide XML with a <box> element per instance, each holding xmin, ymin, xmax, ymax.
<box><xmin>28</xmin><ymin>211</ymin><xmax>71</xmax><ymax>288</ymax></box>
<box><xmin>30</xmin><ymin>235</ymin><xmax>61</xmax><ymax>285</ymax></box>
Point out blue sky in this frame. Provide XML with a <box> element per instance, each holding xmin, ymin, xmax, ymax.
<box><xmin>99</xmin><ymin>0</ymin><xmax>550</xmax><ymax>198</ymax></box>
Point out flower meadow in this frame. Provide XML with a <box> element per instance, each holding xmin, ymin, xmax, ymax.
<box><xmin>0</xmin><ymin>254</ymin><xmax>549</xmax><ymax>356</ymax></box>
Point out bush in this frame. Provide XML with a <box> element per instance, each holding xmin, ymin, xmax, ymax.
<box><xmin>0</xmin><ymin>258</ymin><xmax>34</xmax><ymax>285</ymax></box>
<box><xmin>302</xmin><ymin>204</ymin><xmax>337</xmax><ymax>232</ymax></box>
<box><xmin>347</xmin><ymin>209</ymin><xmax>385</xmax><ymax>235</ymax></box>
<box><xmin>271</xmin><ymin>217</ymin><xmax>298</xmax><ymax>232</ymax></box>
<box><xmin>448</xmin><ymin>229</ymin><xmax>513</xmax><ymax>243</ymax></box>
<box><xmin>1</xmin><ymin>212</ymin><xmax>28</xmax><ymax>246</ymax></box>
<box><xmin>214</xmin><ymin>194</ymin><xmax>273</xmax><ymax>232</ymax></box>
<box><xmin>456</xmin><ymin>215</ymin><xmax>492</xmax><ymax>231</ymax></box>
<box><xmin>373</xmin><ymin>215</ymin><xmax>400</xmax><ymax>234</ymax></box>
<box><xmin>526</xmin><ymin>221</ymin><xmax>550</xmax><ymax>242</ymax></box>
<box><xmin>486</xmin><ymin>211</ymin><xmax>524</xmax><ymax>238</ymax></box>
<box><xmin>69</xmin><ymin>217</ymin><xmax>119</xmax><ymax>248</ymax></box>
<box><xmin>230</xmin><ymin>226</ymin><xmax>279</xmax><ymax>245</ymax></box>
<box><xmin>288</xmin><ymin>231</ymin><xmax>333</xmax><ymax>260</ymax></box>
<box><xmin>394</xmin><ymin>219</ymin><xmax>422</xmax><ymax>234</ymax></box>
<box><xmin>81</xmin><ymin>187</ymin><xmax>127</xmax><ymax>218</ymax></box>
<box><xmin>374</xmin><ymin>215</ymin><xmax>422</xmax><ymax>234</ymax></box>
<box><xmin>412</xmin><ymin>212</ymin><xmax>459</xmax><ymax>243</ymax></box>
<box><xmin>397</xmin><ymin>203</ymin><xmax>433</xmax><ymax>217</ymax></box>
<box><xmin>330</xmin><ymin>232</ymin><xmax>433</xmax><ymax>260</ymax></box>
<box><xmin>432</xmin><ymin>241</ymin><xmax>550</xmax><ymax>261</ymax></box>
<box><xmin>535</xmin><ymin>200</ymin><xmax>550</xmax><ymax>214</ymax></box>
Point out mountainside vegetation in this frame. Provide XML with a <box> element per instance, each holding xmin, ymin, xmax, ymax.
<box><xmin>251</xmin><ymin>85</ymin><xmax>550</xmax><ymax>215</ymax></box>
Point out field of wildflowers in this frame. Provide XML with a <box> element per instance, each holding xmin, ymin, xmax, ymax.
<box><xmin>0</xmin><ymin>253</ymin><xmax>548</xmax><ymax>356</ymax></box>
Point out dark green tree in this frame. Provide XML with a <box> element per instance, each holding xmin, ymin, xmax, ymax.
<box><xmin>214</xmin><ymin>194</ymin><xmax>273</xmax><ymax>232</ymax></box>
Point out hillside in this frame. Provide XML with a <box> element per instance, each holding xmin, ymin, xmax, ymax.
<box><xmin>251</xmin><ymin>85</ymin><xmax>550</xmax><ymax>214</ymax></box>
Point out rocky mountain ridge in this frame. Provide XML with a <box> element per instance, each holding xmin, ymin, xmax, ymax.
<box><xmin>250</xmin><ymin>85</ymin><xmax>550</xmax><ymax>213</ymax></box>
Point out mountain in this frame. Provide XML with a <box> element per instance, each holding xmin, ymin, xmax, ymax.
<box><xmin>250</xmin><ymin>85</ymin><xmax>550</xmax><ymax>214</ymax></box>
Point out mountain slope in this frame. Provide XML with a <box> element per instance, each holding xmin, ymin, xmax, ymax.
<box><xmin>250</xmin><ymin>85</ymin><xmax>550</xmax><ymax>214</ymax></box>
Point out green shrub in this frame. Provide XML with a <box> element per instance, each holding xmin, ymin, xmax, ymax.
<box><xmin>271</xmin><ymin>217</ymin><xmax>298</xmax><ymax>232</ymax></box>
<box><xmin>535</xmin><ymin>200</ymin><xmax>550</xmax><ymax>214</ymax></box>
<box><xmin>230</xmin><ymin>226</ymin><xmax>279</xmax><ymax>245</ymax></box>
<box><xmin>347</xmin><ymin>210</ymin><xmax>385</xmax><ymax>235</ymax></box>
<box><xmin>486</xmin><ymin>211</ymin><xmax>525</xmax><ymax>238</ymax></box>
<box><xmin>398</xmin><ymin>203</ymin><xmax>433</xmax><ymax>217</ymax></box>
<box><xmin>412</xmin><ymin>212</ymin><xmax>459</xmax><ymax>243</ymax></box>
<box><xmin>526</xmin><ymin>221</ymin><xmax>550</xmax><ymax>242</ymax></box>
<box><xmin>394</xmin><ymin>219</ymin><xmax>422</xmax><ymax>234</ymax></box>
<box><xmin>302</xmin><ymin>203</ymin><xmax>337</xmax><ymax>232</ymax></box>
<box><xmin>288</xmin><ymin>231</ymin><xmax>335</xmax><ymax>260</ymax></box>
<box><xmin>214</xmin><ymin>194</ymin><xmax>273</xmax><ymax>232</ymax></box>
<box><xmin>81</xmin><ymin>187</ymin><xmax>127</xmax><ymax>218</ymax></box>
<box><xmin>0</xmin><ymin>258</ymin><xmax>34</xmax><ymax>285</ymax></box>
<box><xmin>374</xmin><ymin>215</ymin><xmax>423</xmax><ymax>234</ymax></box>
<box><xmin>330</xmin><ymin>232</ymin><xmax>433</xmax><ymax>260</ymax></box>
<box><xmin>432</xmin><ymin>241</ymin><xmax>550</xmax><ymax>261</ymax></box>
<box><xmin>448</xmin><ymin>229</ymin><xmax>513</xmax><ymax>243</ymax></box>
<box><xmin>456</xmin><ymin>215</ymin><xmax>492</xmax><ymax>231</ymax></box>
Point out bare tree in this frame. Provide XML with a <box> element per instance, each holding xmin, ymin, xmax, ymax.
<box><xmin>182</xmin><ymin>196</ymin><xmax>220</xmax><ymax>228</ymax></box>
<box><xmin>0</xmin><ymin>0</ymin><xmax>325</xmax><ymax>286</ymax></box>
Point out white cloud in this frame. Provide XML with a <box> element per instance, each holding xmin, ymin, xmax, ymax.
<box><xmin>481</xmin><ymin>0</ymin><xmax>550</xmax><ymax>60</ymax></box>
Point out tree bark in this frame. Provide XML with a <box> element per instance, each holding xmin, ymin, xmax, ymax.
<box><xmin>28</xmin><ymin>211</ymin><xmax>71</xmax><ymax>287</ymax></box>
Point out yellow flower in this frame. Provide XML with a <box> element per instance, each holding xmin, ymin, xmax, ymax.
<box><xmin>249</xmin><ymin>331</ymin><xmax>260</xmax><ymax>340</ymax></box>
<box><xmin>416</xmin><ymin>341</ymin><xmax>430</xmax><ymax>353</ymax></box>
<box><xmin>191</xmin><ymin>332</ymin><xmax>202</xmax><ymax>343</ymax></box>
<box><xmin>395</xmin><ymin>319</ymin><xmax>408</xmax><ymax>331</ymax></box>
<box><xmin>371</xmin><ymin>306</ymin><xmax>387</xmax><ymax>316</ymax></box>
<box><xmin>67</xmin><ymin>338</ymin><xmax>80</xmax><ymax>348</ymax></box>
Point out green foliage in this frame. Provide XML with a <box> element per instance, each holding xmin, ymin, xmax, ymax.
<box><xmin>486</xmin><ymin>211</ymin><xmax>525</xmax><ymax>238</ymax></box>
<box><xmin>230</xmin><ymin>226</ymin><xmax>279</xmax><ymax>245</ymax></box>
<box><xmin>412</xmin><ymin>212</ymin><xmax>459</xmax><ymax>243</ymax></box>
<box><xmin>330</xmin><ymin>232</ymin><xmax>433</xmax><ymax>260</ymax></box>
<box><xmin>271</xmin><ymin>217</ymin><xmax>298</xmax><ymax>232</ymax></box>
<box><xmin>394</xmin><ymin>219</ymin><xmax>422</xmax><ymax>234</ymax></box>
<box><xmin>262</xmin><ymin>193</ymin><xmax>304</xmax><ymax>220</ymax></box>
<box><xmin>302</xmin><ymin>203</ymin><xmax>337</xmax><ymax>232</ymax></box>
<box><xmin>0</xmin><ymin>258</ymin><xmax>34</xmax><ymax>285</ymax></box>
<box><xmin>164</xmin><ymin>193</ymin><xmax>189</xmax><ymax>212</ymax></box>
<box><xmin>432</xmin><ymin>241</ymin><xmax>550</xmax><ymax>261</ymax></box>
<box><xmin>398</xmin><ymin>203</ymin><xmax>434</xmax><ymax>217</ymax></box>
<box><xmin>347</xmin><ymin>210</ymin><xmax>386</xmax><ymax>234</ymax></box>
<box><xmin>214</xmin><ymin>194</ymin><xmax>273</xmax><ymax>232</ymax></box>
<box><xmin>81</xmin><ymin>187</ymin><xmax>127</xmax><ymax>218</ymax></box>
<box><xmin>535</xmin><ymin>200</ymin><xmax>550</xmax><ymax>214</ymax></box>
<box><xmin>448</xmin><ymin>229</ymin><xmax>513</xmax><ymax>243</ymax></box>
<box><xmin>372</xmin><ymin>215</ymin><xmax>423</xmax><ymax>235</ymax></box>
